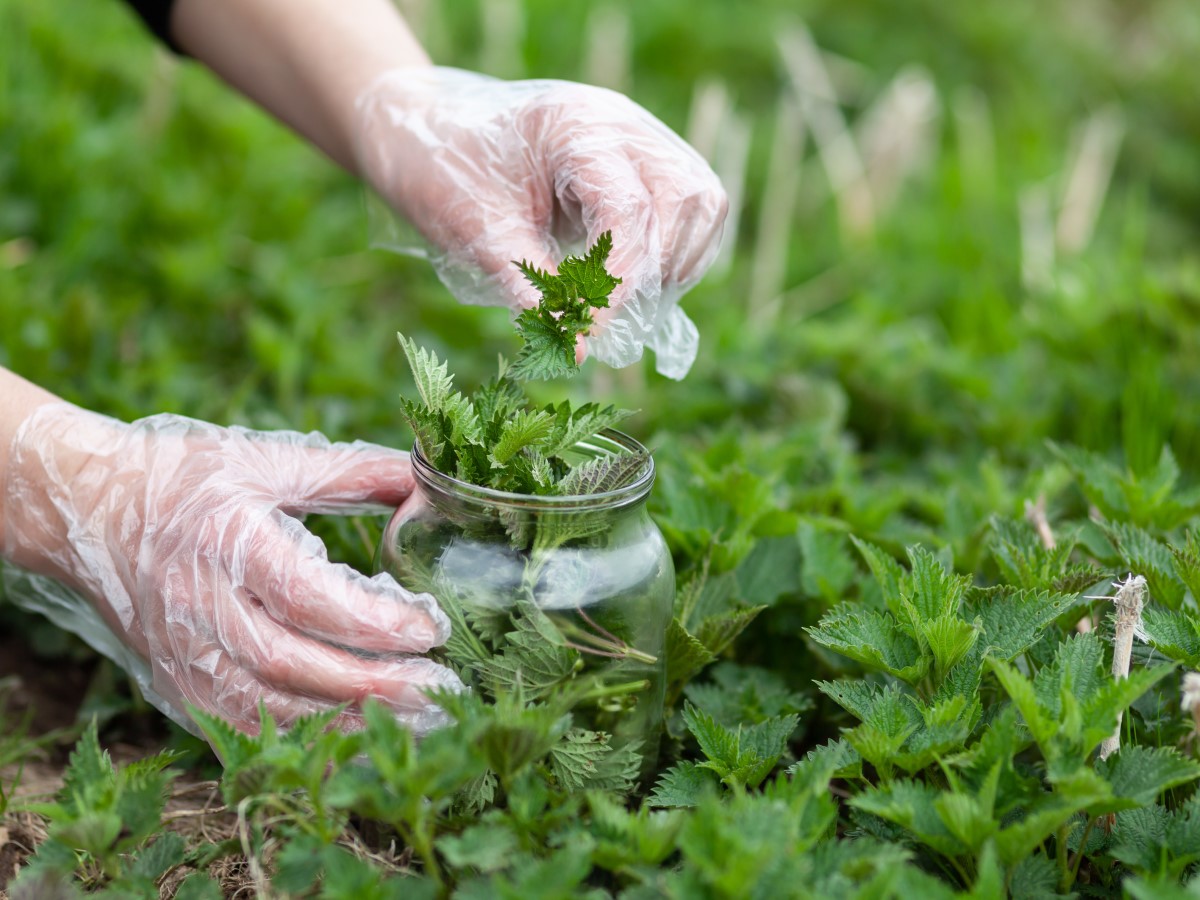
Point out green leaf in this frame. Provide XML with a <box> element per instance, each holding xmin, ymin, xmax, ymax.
<box><xmin>477</xmin><ymin>602</ymin><xmax>580</xmax><ymax>700</ymax></box>
<box><xmin>693</xmin><ymin>605</ymin><xmax>766</xmax><ymax>657</ymax></box>
<box><xmin>489</xmin><ymin>409</ymin><xmax>554</xmax><ymax>466</ymax></box>
<box><xmin>556</xmin><ymin>451</ymin><xmax>649</xmax><ymax>495</ymax></box>
<box><xmin>1098</xmin><ymin>745</ymin><xmax>1200</xmax><ymax>806</ymax></box>
<box><xmin>396</xmin><ymin>332</ymin><xmax>456</xmax><ymax>413</ymax></box>
<box><xmin>1142</xmin><ymin>608</ymin><xmax>1200</xmax><ymax>666</ymax></box>
<box><xmin>666</xmin><ymin>617</ymin><xmax>717</xmax><ymax>690</ymax></box>
<box><xmin>437</xmin><ymin>824</ymin><xmax>519</xmax><ymax>873</ymax></box>
<box><xmin>850</xmin><ymin>536</ymin><xmax>907</xmax><ymax>610</ymax></box>
<box><xmin>807</xmin><ymin>607</ymin><xmax>929</xmax><ymax>684</ymax></box>
<box><xmin>965</xmin><ymin>587</ymin><xmax>1087</xmax><ymax>662</ymax></box>
<box><xmin>906</xmin><ymin>545</ymin><xmax>970</xmax><ymax>622</ymax></box>
<box><xmin>547</xmin><ymin>729</ymin><xmax>641</xmax><ymax>793</ymax></box>
<box><xmin>647</xmin><ymin>761</ymin><xmax>719</xmax><ymax>808</ymax></box>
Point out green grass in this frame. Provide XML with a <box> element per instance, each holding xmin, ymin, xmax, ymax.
<box><xmin>4</xmin><ymin>0</ymin><xmax>1200</xmax><ymax>895</ymax></box>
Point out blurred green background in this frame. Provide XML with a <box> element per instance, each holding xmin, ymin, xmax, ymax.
<box><xmin>1</xmin><ymin>0</ymin><xmax>1199</xmax><ymax>649</ymax></box>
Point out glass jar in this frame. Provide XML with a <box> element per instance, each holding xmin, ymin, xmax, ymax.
<box><xmin>376</xmin><ymin>430</ymin><xmax>674</xmax><ymax>774</ymax></box>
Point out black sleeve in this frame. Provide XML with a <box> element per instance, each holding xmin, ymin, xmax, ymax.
<box><xmin>119</xmin><ymin>0</ymin><xmax>186</xmax><ymax>54</ymax></box>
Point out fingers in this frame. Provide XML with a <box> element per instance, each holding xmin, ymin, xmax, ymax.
<box><xmin>222</xmin><ymin>598</ymin><xmax>463</xmax><ymax>715</ymax></box>
<box><xmin>242</xmin><ymin>510</ymin><xmax>451</xmax><ymax>654</ymax></box>
<box><xmin>175</xmin><ymin>643</ymin><xmax>455</xmax><ymax>738</ymax></box>
<box><xmin>236</xmin><ymin>435</ymin><xmax>416</xmax><ymax>516</ymax></box>
<box><xmin>559</xmin><ymin>153</ymin><xmax>661</xmax><ymax>321</ymax></box>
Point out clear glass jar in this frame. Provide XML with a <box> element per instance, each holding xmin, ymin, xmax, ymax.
<box><xmin>376</xmin><ymin>430</ymin><xmax>674</xmax><ymax>774</ymax></box>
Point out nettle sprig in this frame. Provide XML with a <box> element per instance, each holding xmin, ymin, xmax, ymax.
<box><xmin>397</xmin><ymin>231</ymin><xmax>642</xmax><ymax>498</ymax></box>
<box><xmin>510</xmin><ymin>230</ymin><xmax>621</xmax><ymax>381</ymax></box>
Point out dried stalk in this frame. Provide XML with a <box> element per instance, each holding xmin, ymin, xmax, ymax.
<box><xmin>1093</xmin><ymin>574</ymin><xmax>1147</xmax><ymax>761</ymax></box>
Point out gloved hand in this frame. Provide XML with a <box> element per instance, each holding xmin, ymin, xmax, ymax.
<box><xmin>354</xmin><ymin>67</ymin><xmax>728</xmax><ymax>380</ymax></box>
<box><xmin>1</xmin><ymin>402</ymin><xmax>461</xmax><ymax>736</ymax></box>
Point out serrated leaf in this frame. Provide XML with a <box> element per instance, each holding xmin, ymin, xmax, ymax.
<box><xmin>906</xmin><ymin>546</ymin><xmax>970</xmax><ymax>622</ymax></box>
<box><xmin>476</xmin><ymin>602</ymin><xmax>580</xmax><ymax>700</ymax></box>
<box><xmin>849</xmin><ymin>781</ymin><xmax>965</xmax><ymax>857</ymax></box>
<box><xmin>397</xmin><ymin>332</ymin><xmax>456</xmax><ymax>413</ymax></box>
<box><xmin>693</xmin><ymin>605</ymin><xmax>766</xmax><ymax>657</ymax></box>
<box><xmin>1141</xmin><ymin>608</ymin><xmax>1200</xmax><ymax>666</ymax></box>
<box><xmin>1098</xmin><ymin>746</ymin><xmax>1200</xmax><ymax>806</ymax></box>
<box><xmin>437</xmin><ymin>824</ymin><xmax>519</xmax><ymax>873</ymax></box>
<box><xmin>807</xmin><ymin>607</ymin><xmax>929</xmax><ymax>684</ymax></box>
<box><xmin>647</xmin><ymin>761</ymin><xmax>719</xmax><ymax>808</ymax></box>
<box><xmin>510</xmin><ymin>309</ymin><xmax>578</xmax><ymax>381</ymax></box>
<box><xmin>666</xmin><ymin>617</ymin><xmax>717</xmax><ymax>689</ymax></box>
<box><xmin>547</xmin><ymin>729</ymin><xmax>641</xmax><ymax>793</ymax></box>
<box><xmin>556</xmin><ymin>451</ymin><xmax>649</xmax><ymax>495</ymax></box>
<box><xmin>850</xmin><ymin>536</ymin><xmax>907</xmax><ymax>610</ymax></box>
<box><xmin>815</xmin><ymin>680</ymin><xmax>922</xmax><ymax>737</ymax></box>
<box><xmin>489</xmin><ymin>409</ymin><xmax>554</xmax><ymax>466</ymax></box>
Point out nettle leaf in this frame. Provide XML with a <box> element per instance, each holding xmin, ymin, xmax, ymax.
<box><xmin>509</xmin><ymin>310</ymin><xmax>577</xmax><ymax>381</ymax></box>
<box><xmin>1141</xmin><ymin>607</ymin><xmax>1200</xmax><ymax>666</ymax></box>
<box><xmin>397</xmin><ymin>332</ymin><xmax>456</xmax><ymax>413</ymax></box>
<box><xmin>542</xmin><ymin>402</ymin><xmax>635</xmax><ymax>458</ymax></box>
<box><xmin>681</xmin><ymin>702</ymin><xmax>797</xmax><ymax>790</ymax></box>
<box><xmin>555</xmin><ymin>230</ymin><xmax>620</xmax><ymax>304</ymax></box>
<box><xmin>964</xmin><ymin>587</ymin><xmax>1087</xmax><ymax>662</ymax></box>
<box><xmin>477</xmin><ymin>602</ymin><xmax>580</xmax><ymax>700</ymax></box>
<box><xmin>986</xmin><ymin>658</ymin><xmax>1055</xmax><ymax>748</ymax></box>
<box><xmin>437</xmin><ymin>824</ymin><xmax>519</xmax><ymax>874</ymax></box>
<box><xmin>647</xmin><ymin>760</ymin><xmax>720</xmax><ymax>808</ymax></box>
<box><xmin>787</xmin><ymin>738</ymin><xmax>862</xmax><ymax>782</ymax></box>
<box><xmin>557</xmin><ymin>452</ymin><xmax>649</xmax><ymax>495</ymax></box>
<box><xmin>1032</xmin><ymin>632</ymin><xmax>1105</xmax><ymax>720</ymax></box>
<box><xmin>849</xmin><ymin>781</ymin><xmax>964</xmax><ymax>857</ymax></box>
<box><xmin>693</xmin><ymin>605</ymin><xmax>767</xmax><ymax>657</ymax></box>
<box><xmin>666</xmin><ymin>617</ymin><xmax>717</xmax><ymax>693</ymax></box>
<box><xmin>851</xmin><ymin>536</ymin><xmax>907</xmax><ymax>610</ymax></box>
<box><xmin>797</xmin><ymin>523</ymin><xmax>856</xmax><ymax>603</ymax></box>
<box><xmin>684</xmin><ymin>661</ymin><xmax>811</xmax><ymax>727</ymax></box>
<box><xmin>988</xmin><ymin>516</ymin><xmax>1080</xmax><ymax>590</ymax></box>
<box><xmin>906</xmin><ymin>546</ymin><xmax>971</xmax><ymax>622</ymax></box>
<box><xmin>917</xmin><ymin>614</ymin><xmax>979</xmax><ymax>683</ymax></box>
<box><xmin>547</xmin><ymin>729</ymin><xmax>641</xmax><ymax>793</ymax></box>
<box><xmin>807</xmin><ymin>606</ymin><xmax>929</xmax><ymax>685</ymax></box>
<box><xmin>1097</xmin><ymin>746</ymin><xmax>1200</xmax><ymax>807</ymax></box>
<box><xmin>489</xmin><ymin>409</ymin><xmax>555</xmax><ymax>466</ymax></box>
<box><xmin>1103</xmin><ymin>521</ymin><xmax>1186</xmax><ymax>608</ymax></box>
<box><xmin>815</xmin><ymin>680</ymin><xmax>922</xmax><ymax>736</ymax></box>
<box><xmin>1170</xmin><ymin>530</ymin><xmax>1200</xmax><ymax>601</ymax></box>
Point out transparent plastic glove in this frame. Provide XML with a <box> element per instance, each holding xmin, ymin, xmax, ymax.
<box><xmin>355</xmin><ymin>67</ymin><xmax>729</xmax><ymax>380</ymax></box>
<box><xmin>1</xmin><ymin>403</ymin><xmax>461</xmax><ymax>736</ymax></box>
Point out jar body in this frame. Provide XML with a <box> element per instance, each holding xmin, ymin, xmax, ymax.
<box><xmin>376</xmin><ymin>435</ymin><xmax>674</xmax><ymax>773</ymax></box>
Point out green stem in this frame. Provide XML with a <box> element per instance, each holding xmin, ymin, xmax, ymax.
<box><xmin>1057</xmin><ymin>823</ymin><xmax>1071</xmax><ymax>892</ymax></box>
<box><xmin>1067</xmin><ymin>817</ymin><xmax>1097</xmax><ymax>889</ymax></box>
<box><xmin>577</xmin><ymin>679</ymin><xmax>650</xmax><ymax>703</ymax></box>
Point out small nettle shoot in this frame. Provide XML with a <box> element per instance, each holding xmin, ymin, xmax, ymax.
<box><xmin>510</xmin><ymin>230</ymin><xmax>621</xmax><ymax>382</ymax></box>
<box><xmin>396</xmin><ymin>231</ymin><xmax>642</xmax><ymax>498</ymax></box>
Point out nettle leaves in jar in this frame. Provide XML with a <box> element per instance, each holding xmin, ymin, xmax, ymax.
<box><xmin>396</xmin><ymin>232</ymin><xmax>646</xmax><ymax>496</ymax></box>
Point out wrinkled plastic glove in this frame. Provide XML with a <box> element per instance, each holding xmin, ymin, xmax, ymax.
<box><xmin>355</xmin><ymin>67</ymin><xmax>728</xmax><ymax>380</ymax></box>
<box><xmin>1</xmin><ymin>403</ymin><xmax>462</xmax><ymax>736</ymax></box>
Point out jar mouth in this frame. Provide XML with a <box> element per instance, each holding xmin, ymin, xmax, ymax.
<box><xmin>410</xmin><ymin>429</ymin><xmax>655</xmax><ymax>511</ymax></box>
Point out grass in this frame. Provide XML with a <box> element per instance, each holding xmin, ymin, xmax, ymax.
<box><xmin>3</xmin><ymin>0</ymin><xmax>1200</xmax><ymax>896</ymax></box>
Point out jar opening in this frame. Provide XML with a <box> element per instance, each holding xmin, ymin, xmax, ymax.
<box><xmin>410</xmin><ymin>429</ymin><xmax>655</xmax><ymax>511</ymax></box>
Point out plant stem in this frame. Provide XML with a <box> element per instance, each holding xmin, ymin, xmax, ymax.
<box><xmin>1057</xmin><ymin>823</ymin><xmax>1070</xmax><ymax>891</ymax></box>
<box><xmin>1068</xmin><ymin>816</ymin><xmax>1097</xmax><ymax>889</ymax></box>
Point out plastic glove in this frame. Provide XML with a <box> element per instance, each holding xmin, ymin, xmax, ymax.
<box><xmin>355</xmin><ymin>67</ymin><xmax>728</xmax><ymax>380</ymax></box>
<box><xmin>1</xmin><ymin>403</ymin><xmax>461</xmax><ymax>736</ymax></box>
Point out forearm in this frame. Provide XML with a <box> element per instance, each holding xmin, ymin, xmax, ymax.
<box><xmin>0</xmin><ymin>368</ymin><xmax>65</xmax><ymax>550</ymax></box>
<box><xmin>170</xmin><ymin>0</ymin><xmax>432</xmax><ymax>172</ymax></box>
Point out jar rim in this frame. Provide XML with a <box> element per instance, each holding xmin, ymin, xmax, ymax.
<box><xmin>410</xmin><ymin>429</ymin><xmax>655</xmax><ymax>511</ymax></box>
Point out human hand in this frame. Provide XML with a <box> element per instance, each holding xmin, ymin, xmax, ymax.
<box><xmin>354</xmin><ymin>67</ymin><xmax>728</xmax><ymax>379</ymax></box>
<box><xmin>1</xmin><ymin>403</ymin><xmax>461</xmax><ymax>735</ymax></box>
